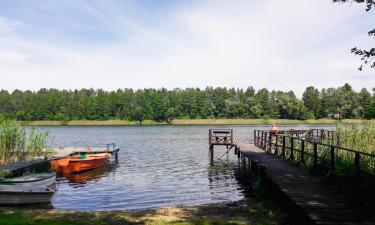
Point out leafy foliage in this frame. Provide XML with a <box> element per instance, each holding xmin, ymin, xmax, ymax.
<box><xmin>333</xmin><ymin>0</ymin><xmax>375</xmax><ymax>70</ymax></box>
<box><xmin>0</xmin><ymin>84</ymin><xmax>374</xmax><ymax>122</ymax></box>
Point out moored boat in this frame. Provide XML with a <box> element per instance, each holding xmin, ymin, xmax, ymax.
<box><xmin>0</xmin><ymin>172</ymin><xmax>56</xmax><ymax>205</ymax></box>
<box><xmin>0</xmin><ymin>173</ymin><xmax>56</xmax><ymax>187</ymax></box>
<box><xmin>51</xmin><ymin>153</ymin><xmax>111</xmax><ymax>173</ymax></box>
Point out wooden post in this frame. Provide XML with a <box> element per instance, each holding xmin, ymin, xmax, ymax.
<box><xmin>268</xmin><ymin>133</ymin><xmax>273</xmax><ymax>152</ymax></box>
<box><xmin>275</xmin><ymin>135</ymin><xmax>279</xmax><ymax>155</ymax></box>
<box><xmin>257</xmin><ymin>130</ymin><xmax>260</xmax><ymax>147</ymax></box>
<box><xmin>300</xmin><ymin>140</ymin><xmax>305</xmax><ymax>164</ymax></box>
<box><xmin>282</xmin><ymin>136</ymin><xmax>286</xmax><ymax>158</ymax></box>
<box><xmin>209</xmin><ymin>145</ymin><xmax>214</xmax><ymax>159</ymax></box>
<box><xmin>313</xmin><ymin>143</ymin><xmax>318</xmax><ymax>168</ymax></box>
<box><xmin>254</xmin><ymin>130</ymin><xmax>256</xmax><ymax>145</ymax></box>
<box><xmin>209</xmin><ymin>129</ymin><xmax>212</xmax><ymax>145</ymax></box>
<box><xmin>290</xmin><ymin>138</ymin><xmax>294</xmax><ymax>162</ymax></box>
<box><xmin>330</xmin><ymin>146</ymin><xmax>335</xmax><ymax>173</ymax></box>
<box><xmin>355</xmin><ymin>152</ymin><xmax>360</xmax><ymax>188</ymax></box>
<box><xmin>264</xmin><ymin>132</ymin><xmax>268</xmax><ymax>149</ymax></box>
<box><xmin>230</xmin><ymin>129</ymin><xmax>233</xmax><ymax>144</ymax></box>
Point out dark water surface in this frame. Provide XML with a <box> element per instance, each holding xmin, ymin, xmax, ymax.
<box><xmin>41</xmin><ymin>124</ymin><xmax>333</xmax><ymax>210</ymax></box>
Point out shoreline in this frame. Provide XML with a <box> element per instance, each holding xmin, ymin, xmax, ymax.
<box><xmin>0</xmin><ymin>199</ymin><xmax>284</xmax><ymax>224</ymax></box>
<box><xmin>17</xmin><ymin>118</ymin><xmax>372</xmax><ymax>126</ymax></box>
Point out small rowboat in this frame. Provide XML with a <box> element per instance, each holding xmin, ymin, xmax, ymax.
<box><xmin>0</xmin><ymin>172</ymin><xmax>56</xmax><ymax>205</ymax></box>
<box><xmin>0</xmin><ymin>173</ymin><xmax>56</xmax><ymax>187</ymax></box>
<box><xmin>51</xmin><ymin>153</ymin><xmax>111</xmax><ymax>173</ymax></box>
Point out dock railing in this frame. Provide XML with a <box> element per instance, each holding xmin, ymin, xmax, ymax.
<box><xmin>254</xmin><ymin>129</ymin><xmax>375</xmax><ymax>186</ymax></box>
<box><xmin>209</xmin><ymin>129</ymin><xmax>233</xmax><ymax>146</ymax></box>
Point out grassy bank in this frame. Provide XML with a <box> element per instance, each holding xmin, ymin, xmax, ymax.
<box><xmin>0</xmin><ymin>200</ymin><xmax>283</xmax><ymax>225</ymax></box>
<box><xmin>17</xmin><ymin>118</ymin><xmax>374</xmax><ymax>126</ymax></box>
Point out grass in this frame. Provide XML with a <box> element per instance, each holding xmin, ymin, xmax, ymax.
<box><xmin>0</xmin><ymin>200</ymin><xmax>283</xmax><ymax>225</ymax></box>
<box><xmin>17</xmin><ymin>118</ymin><xmax>375</xmax><ymax>126</ymax></box>
<box><xmin>0</xmin><ymin>117</ymin><xmax>48</xmax><ymax>165</ymax></box>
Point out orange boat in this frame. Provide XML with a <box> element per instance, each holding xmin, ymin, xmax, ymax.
<box><xmin>51</xmin><ymin>153</ymin><xmax>111</xmax><ymax>173</ymax></box>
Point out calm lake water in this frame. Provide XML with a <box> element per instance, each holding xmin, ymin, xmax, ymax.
<box><xmin>41</xmin><ymin>124</ymin><xmax>333</xmax><ymax>210</ymax></box>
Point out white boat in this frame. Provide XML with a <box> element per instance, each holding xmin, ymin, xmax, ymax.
<box><xmin>0</xmin><ymin>173</ymin><xmax>56</xmax><ymax>205</ymax></box>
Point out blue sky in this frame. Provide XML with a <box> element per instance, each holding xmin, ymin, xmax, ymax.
<box><xmin>0</xmin><ymin>0</ymin><xmax>373</xmax><ymax>96</ymax></box>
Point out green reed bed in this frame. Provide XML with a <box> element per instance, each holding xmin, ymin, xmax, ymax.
<box><xmin>334</xmin><ymin>122</ymin><xmax>375</xmax><ymax>175</ymax></box>
<box><xmin>336</xmin><ymin>122</ymin><xmax>375</xmax><ymax>154</ymax></box>
<box><xmin>0</xmin><ymin>117</ymin><xmax>48</xmax><ymax>165</ymax></box>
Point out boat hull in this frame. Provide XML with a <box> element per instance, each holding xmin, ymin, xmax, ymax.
<box><xmin>61</xmin><ymin>157</ymin><xmax>108</xmax><ymax>173</ymax></box>
<box><xmin>0</xmin><ymin>187</ymin><xmax>54</xmax><ymax>205</ymax></box>
<box><xmin>51</xmin><ymin>153</ymin><xmax>110</xmax><ymax>173</ymax></box>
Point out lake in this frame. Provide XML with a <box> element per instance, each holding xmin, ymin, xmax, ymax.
<box><xmin>42</xmin><ymin>124</ymin><xmax>333</xmax><ymax>210</ymax></box>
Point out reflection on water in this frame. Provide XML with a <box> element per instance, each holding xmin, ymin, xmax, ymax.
<box><xmin>43</xmin><ymin>125</ymin><xmax>332</xmax><ymax>210</ymax></box>
<box><xmin>58</xmin><ymin>164</ymin><xmax>118</xmax><ymax>184</ymax></box>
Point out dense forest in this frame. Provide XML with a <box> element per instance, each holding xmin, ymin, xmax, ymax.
<box><xmin>0</xmin><ymin>84</ymin><xmax>374</xmax><ymax>122</ymax></box>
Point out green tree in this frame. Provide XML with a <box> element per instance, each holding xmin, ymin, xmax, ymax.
<box><xmin>302</xmin><ymin>86</ymin><xmax>321</xmax><ymax>118</ymax></box>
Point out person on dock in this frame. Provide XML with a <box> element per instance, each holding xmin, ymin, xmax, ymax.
<box><xmin>270</xmin><ymin>123</ymin><xmax>278</xmax><ymax>134</ymax></box>
<box><xmin>268</xmin><ymin>123</ymin><xmax>278</xmax><ymax>147</ymax></box>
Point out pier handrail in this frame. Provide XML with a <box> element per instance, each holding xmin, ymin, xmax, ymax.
<box><xmin>106</xmin><ymin>143</ymin><xmax>117</xmax><ymax>151</ymax></box>
<box><xmin>209</xmin><ymin>129</ymin><xmax>233</xmax><ymax>145</ymax></box>
<box><xmin>254</xmin><ymin>129</ymin><xmax>375</xmax><ymax>185</ymax></box>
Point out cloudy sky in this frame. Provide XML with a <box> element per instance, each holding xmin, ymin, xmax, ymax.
<box><xmin>0</xmin><ymin>0</ymin><xmax>373</xmax><ymax>96</ymax></box>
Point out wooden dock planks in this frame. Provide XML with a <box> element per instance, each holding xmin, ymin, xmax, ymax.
<box><xmin>235</xmin><ymin>143</ymin><xmax>375</xmax><ymax>225</ymax></box>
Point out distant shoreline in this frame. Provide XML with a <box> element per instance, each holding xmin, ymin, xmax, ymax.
<box><xmin>16</xmin><ymin>118</ymin><xmax>371</xmax><ymax>126</ymax></box>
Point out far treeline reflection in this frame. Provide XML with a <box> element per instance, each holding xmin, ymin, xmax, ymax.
<box><xmin>0</xmin><ymin>83</ymin><xmax>374</xmax><ymax>121</ymax></box>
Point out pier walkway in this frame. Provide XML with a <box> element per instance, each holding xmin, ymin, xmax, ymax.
<box><xmin>236</xmin><ymin>144</ymin><xmax>374</xmax><ymax>225</ymax></box>
<box><xmin>208</xmin><ymin>129</ymin><xmax>375</xmax><ymax>225</ymax></box>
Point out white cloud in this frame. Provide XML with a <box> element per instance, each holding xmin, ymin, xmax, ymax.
<box><xmin>0</xmin><ymin>17</ymin><xmax>20</xmax><ymax>35</ymax></box>
<box><xmin>0</xmin><ymin>0</ymin><xmax>373</xmax><ymax>96</ymax></box>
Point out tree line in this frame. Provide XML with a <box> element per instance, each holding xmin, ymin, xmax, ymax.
<box><xmin>0</xmin><ymin>84</ymin><xmax>374</xmax><ymax>122</ymax></box>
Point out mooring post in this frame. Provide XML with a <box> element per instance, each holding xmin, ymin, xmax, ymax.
<box><xmin>209</xmin><ymin>144</ymin><xmax>214</xmax><ymax>160</ymax></box>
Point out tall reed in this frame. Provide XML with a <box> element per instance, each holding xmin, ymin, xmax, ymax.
<box><xmin>0</xmin><ymin>117</ymin><xmax>48</xmax><ymax>165</ymax></box>
<box><xmin>335</xmin><ymin>122</ymin><xmax>375</xmax><ymax>154</ymax></box>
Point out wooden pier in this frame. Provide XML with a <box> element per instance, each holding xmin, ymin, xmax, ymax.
<box><xmin>209</xmin><ymin>129</ymin><xmax>375</xmax><ymax>225</ymax></box>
